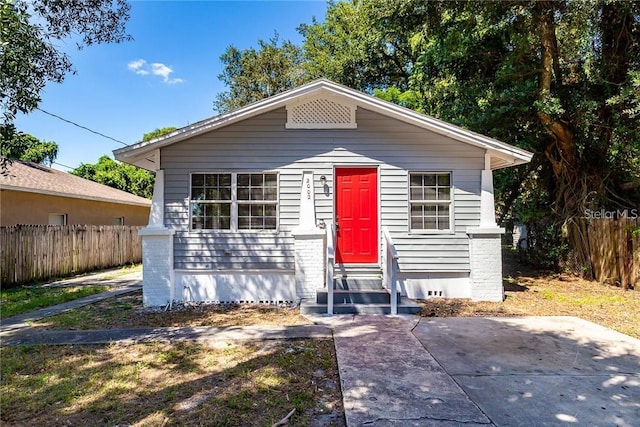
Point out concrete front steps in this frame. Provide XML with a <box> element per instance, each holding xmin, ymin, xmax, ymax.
<box><xmin>300</xmin><ymin>275</ymin><xmax>422</xmax><ymax>315</ymax></box>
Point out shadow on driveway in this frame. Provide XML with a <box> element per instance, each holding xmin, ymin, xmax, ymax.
<box><xmin>412</xmin><ymin>316</ymin><xmax>640</xmax><ymax>426</ymax></box>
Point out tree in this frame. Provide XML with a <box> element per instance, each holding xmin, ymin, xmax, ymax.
<box><xmin>214</xmin><ymin>34</ymin><xmax>308</xmax><ymax>112</ymax></box>
<box><xmin>71</xmin><ymin>127</ymin><xmax>176</xmax><ymax>198</ymax></box>
<box><xmin>72</xmin><ymin>155</ymin><xmax>154</xmax><ymax>199</ymax></box>
<box><xmin>0</xmin><ymin>126</ymin><xmax>58</xmax><ymax>165</ymax></box>
<box><xmin>142</xmin><ymin>127</ymin><xmax>176</xmax><ymax>142</ymax></box>
<box><xmin>299</xmin><ymin>0</ymin><xmax>423</xmax><ymax>92</ymax></box>
<box><xmin>1</xmin><ymin>0</ymin><xmax>130</xmax><ymax>126</ymax></box>
<box><xmin>395</xmin><ymin>0</ymin><xmax>640</xmax><ymax>268</ymax></box>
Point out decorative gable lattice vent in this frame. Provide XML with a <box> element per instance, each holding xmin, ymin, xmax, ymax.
<box><xmin>286</xmin><ymin>97</ymin><xmax>357</xmax><ymax>129</ymax></box>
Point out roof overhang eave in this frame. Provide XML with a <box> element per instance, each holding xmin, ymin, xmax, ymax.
<box><xmin>114</xmin><ymin>79</ymin><xmax>535</xmax><ymax>169</ymax></box>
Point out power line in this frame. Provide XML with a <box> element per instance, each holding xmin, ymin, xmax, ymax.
<box><xmin>36</xmin><ymin>107</ymin><xmax>128</xmax><ymax>146</ymax></box>
<box><xmin>53</xmin><ymin>161</ymin><xmax>76</xmax><ymax>170</ymax></box>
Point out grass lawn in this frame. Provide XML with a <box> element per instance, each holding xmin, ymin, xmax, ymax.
<box><xmin>0</xmin><ymin>285</ymin><xmax>110</xmax><ymax>319</ymax></box>
<box><xmin>1</xmin><ymin>264</ymin><xmax>141</xmax><ymax>319</ymax></box>
<box><xmin>0</xmin><ymin>340</ymin><xmax>343</xmax><ymax>426</ymax></box>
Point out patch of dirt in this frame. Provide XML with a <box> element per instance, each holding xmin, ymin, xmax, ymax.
<box><xmin>33</xmin><ymin>293</ymin><xmax>313</xmax><ymax>330</ymax></box>
<box><xmin>417</xmin><ymin>249</ymin><xmax>640</xmax><ymax>339</ymax></box>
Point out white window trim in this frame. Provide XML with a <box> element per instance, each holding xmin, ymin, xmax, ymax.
<box><xmin>408</xmin><ymin>171</ymin><xmax>454</xmax><ymax>235</ymax></box>
<box><xmin>48</xmin><ymin>213</ymin><xmax>67</xmax><ymax>226</ymax></box>
<box><xmin>189</xmin><ymin>171</ymin><xmax>279</xmax><ymax>233</ymax></box>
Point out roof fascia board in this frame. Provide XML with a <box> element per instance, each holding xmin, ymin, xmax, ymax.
<box><xmin>0</xmin><ymin>185</ymin><xmax>151</xmax><ymax>207</ymax></box>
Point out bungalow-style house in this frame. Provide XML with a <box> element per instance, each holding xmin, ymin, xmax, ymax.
<box><xmin>0</xmin><ymin>159</ymin><xmax>151</xmax><ymax>226</ymax></box>
<box><xmin>114</xmin><ymin>79</ymin><xmax>532</xmax><ymax>313</ymax></box>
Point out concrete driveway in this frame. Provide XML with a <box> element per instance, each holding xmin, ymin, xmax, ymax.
<box><xmin>412</xmin><ymin>316</ymin><xmax>640</xmax><ymax>426</ymax></box>
<box><xmin>319</xmin><ymin>315</ymin><xmax>640</xmax><ymax>426</ymax></box>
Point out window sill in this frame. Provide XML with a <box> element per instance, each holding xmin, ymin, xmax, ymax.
<box><xmin>188</xmin><ymin>229</ymin><xmax>281</xmax><ymax>235</ymax></box>
<box><xmin>408</xmin><ymin>229</ymin><xmax>456</xmax><ymax>235</ymax></box>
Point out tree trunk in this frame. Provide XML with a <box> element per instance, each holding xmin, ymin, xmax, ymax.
<box><xmin>535</xmin><ymin>1</ymin><xmax>580</xmax><ymax>218</ymax></box>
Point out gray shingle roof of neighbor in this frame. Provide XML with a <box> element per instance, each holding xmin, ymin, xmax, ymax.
<box><xmin>0</xmin><ymin>159</ymin><xmax>152</xmax><ymax>207</ymax></box>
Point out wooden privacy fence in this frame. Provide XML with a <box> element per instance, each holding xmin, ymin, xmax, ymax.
<box><xmin>1</xmin><ymin>225</ymin><xmax>143</xmax><ymax>286</ymax></box>
<box><xmin>572</xmin><ymin>218</ymin><xmax>640</xmax><ymax>289</ymax></box>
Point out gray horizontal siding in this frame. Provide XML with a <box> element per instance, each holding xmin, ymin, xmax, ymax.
<box><xmin>162</xmin><ymin>107</ymin><xmax>483</xmax><ymax>271</ymax></box>
<box><xmin>173</xmin><ymin>231</ymin><xmax>294</xmax><ymax>270</ymax></box>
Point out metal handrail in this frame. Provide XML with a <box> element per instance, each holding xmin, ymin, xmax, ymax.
<box><xmin>382</xmin><ymin>227</ymin><xmax>399</xmax><ymax>315</ymax></box>
<box><xmin>326</xmin><ymin>223</ymin><xmax>335</xmax><ymax>315</ymax></box>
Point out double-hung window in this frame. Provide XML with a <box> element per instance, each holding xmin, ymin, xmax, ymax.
<box><xmin>190</xmin><ymin>172</ymin><xmax>277</xmax><ymax>231</ymax></box>
<box><xmin>237</xmin><ymin>173</ymin><xmax>278</xmax><ymax>230</ymax></box>
<box><xmin>409</xmin><ymin>172</ymin><xmax>452</xmax><ymax>231</ymax></box>
<box><xmin>191</xmin><ymin>173</ymin><xmax>232</xmax><ymax>230</ymax></box>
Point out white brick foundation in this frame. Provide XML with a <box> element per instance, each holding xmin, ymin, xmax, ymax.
<box><xmin>293</xmin><ymin>229</ymin><xmax>325</xmax><ymax>300</ymax></box>
<box><xmin>400</xmin><ymin>272</ymin><xmax>471</xmax><ymax>299</ymax></box>
<box><xmin>467</xmin><ymin>227</ymin><xmax>504</xmax><ymax>301</ymax></box>
<box><xmin>139</xmin><ymin>227</ymin><xmax>175</xmax><ymax>307</ymax></box>
<box><xmin>176</xmin><ymin>271</ymin><xmax>295</xmax><ymax>303</ymax></box>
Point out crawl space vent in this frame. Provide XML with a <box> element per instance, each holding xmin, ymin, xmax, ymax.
<box><xmin>286</xmin><ymin>97</ymin><xmax>356</xmax><ymax>129</ymax></box>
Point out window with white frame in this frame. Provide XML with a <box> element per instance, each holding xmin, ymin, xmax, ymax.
<box><xmin>190</xmin><ymin>172</ymin><xmax>277</xmax><ymax>231</ymax></box>
<box><xmin>237</xmin><ymin>173</ymin><xmax>278</xmax><ymax>230</ymax></box>
<box><xmin>409</xmin><ymin>172</ymin><xmax>452</xmax><ymax>231</ymax></box>
<box><xmin>48</xmin><ymin>213</ymin><xmax>67</xmax><ymax>225</ymax></box>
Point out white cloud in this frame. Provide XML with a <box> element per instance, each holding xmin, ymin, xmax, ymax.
<box><xmin>127</xmin><ymin>59</ymin><xmax>149</xmax><ymax>75</ymax></box>
<box><xmin>128</xmin><ymin>59</ymin><xmax>183</xmax><ymax>83</ymax></box>
<box><xmin>150</xmin><ymin>63</ymin><xmax>184</xmax><ymax>84</ymax></box>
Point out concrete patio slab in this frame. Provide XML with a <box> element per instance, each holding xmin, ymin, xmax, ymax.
<box><xmin>412</xmin><ymin>316</ymin><xmax>640</xmax><ymax>427</ymax></box>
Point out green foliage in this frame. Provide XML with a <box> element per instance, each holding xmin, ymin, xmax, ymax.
<box><xmin>214</xmin><ymin>33</ymin><xmax>308</xmax><ymax>112</ymax></box>
<box><xmin>72</xmin><ymin>155</ymin><xmax>154</xmax><ymax>199</ymax></box>
<box><xmin>0</xmin><ymin>0</ymin><xmax>130</xmax><ymax>126</ymax></box>
<box><xmin>374</xmin><ymin>0</ymin><xmax>639</xmax><ymax>268</ymax></box>
<box><xmin>0</xmin><ymin>125</ymin><xmax>58</xmax><ymax>165</ymax></box>
<box><xmin>299</xmin><ymin>0</ymin><xmax>420</xmax><ymax>91</ymax></box>
<box><xmin>0</xmin><ymin>1</ymin><xmax>66</xmax><ymax>124</ymax></box>
<box><xmin>71</xmin><ymin>127</ymin><xmax>175</xmax><ymax>198</ymax></box>
<box><xmin>142</xmin><ymin>127</ymin><xmax>177</xmax><ymax>142</ymax></box>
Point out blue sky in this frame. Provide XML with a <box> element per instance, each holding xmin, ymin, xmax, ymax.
<box><xmin>14</xmin><ymin>0</ymin><xmax>327</xmax><ymax>171</ymax></box>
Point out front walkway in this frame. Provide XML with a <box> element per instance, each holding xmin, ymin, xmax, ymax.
<box><xmin>311</xmin><ymin>315</ymin><xmax>493</xmax><ymax>426</ymax></box>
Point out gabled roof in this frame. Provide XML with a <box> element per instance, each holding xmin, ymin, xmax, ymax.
<box><xmin>0</xmin><ymin>159</ymin><xmax>151</xmax><ymax>207</ymax></box>
<box><xmin>114</xmin><ymin>79</ymin><xmax>533</xmax><ymax>170</ymax></box>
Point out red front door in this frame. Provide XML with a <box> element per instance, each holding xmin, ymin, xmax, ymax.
<box><xmin>335</xmin><ymin>167</ymin><xmax>378</xmax><ymax>264</ymax></box>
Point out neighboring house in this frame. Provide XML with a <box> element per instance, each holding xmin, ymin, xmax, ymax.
<box><xmin>0</xmin><ymin>159</ymin><xmax>151</xmax><ymax>226</ymax></box>
<box><xmin>114</xmin><ymin>79</ymin><xmax>533</xmax><ymax>312</ymax></box>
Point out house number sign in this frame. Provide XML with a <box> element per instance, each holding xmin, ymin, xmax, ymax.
<box><xmin>298</xmin><ymin>171</ymin><xmax>317</xmax><ymax>229</ymax></box>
